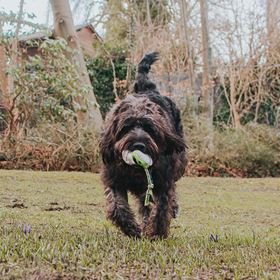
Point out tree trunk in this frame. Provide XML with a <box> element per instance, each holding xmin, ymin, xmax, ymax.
<box><xmin>180</xmin><ymin>0</ymin><xmax>197</xmax><ymax>119</ymax></box>
<box><xmin>199</xmin><ymin>0</ymin><xmax>212</xmax><ymax>112</ymax></box>
<box><xmin>0</xmin><ymin>47</ymin><xmax>7</xmax><ymax>101</ymax></box>
<box><xmin>0</xmin><ymin>23</ymin><xmax>8</xmax><ymax>104</ymax></box>
<box><xmin>50</xmin><ymin>0</ymin><xmax>103</xmax><ymax>133</ymax></box>
<box><xmin>146</xmin><ymin>0</ymin><xmax>152</xmax><ymax>27</ymax></box>
<box><xmin>229</xmin><ymin>72</ymin><xmax>241</xmax><ymax>129</ymax></box>
<box><xmin>199</xmin><ymin>0</ymin><xmax>214</xmax><ymax>151</ymax></box>
<box><xmin>267</xmin><ymin>0</ymin><xmax>280</xmax><ymax>48</ymax></box>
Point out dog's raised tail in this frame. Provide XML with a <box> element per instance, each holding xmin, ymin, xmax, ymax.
<box><xmin>134</xmin><ymin>52</ymin><xmax>159</xmax><ymax>94</ymax></box>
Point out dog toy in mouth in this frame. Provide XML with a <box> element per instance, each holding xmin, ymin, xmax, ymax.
<box><xmin>122</xmin><ymin>150</ymin><xmax>154</xmax><ymax>206</ymax></box>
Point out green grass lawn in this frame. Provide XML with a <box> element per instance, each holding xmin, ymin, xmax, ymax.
<box><xmin>0</xmin><ymin>170</ymin><xmax>280</xmax><ymax>279</ymax></box>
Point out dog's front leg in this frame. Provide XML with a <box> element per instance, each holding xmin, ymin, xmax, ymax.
<box><xmin>105</xmin><ymin>186</ymin><xmax>141</xmax><ymax>238</ymax></box>
<box><xmin>145</xmin><ymin>189</ymin><xmax>173</xmax><ymax>239</ymax></box>
<box><xmin>137</xmin><ymin>194</ymin><xmax>152</xmax><ymax>234</ymax></box>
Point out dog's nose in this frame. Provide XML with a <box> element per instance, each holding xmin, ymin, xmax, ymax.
<box><xmin>132</xmin><ymin>142</ymin><xmax>146</xmax><ymax>152</ymax></box>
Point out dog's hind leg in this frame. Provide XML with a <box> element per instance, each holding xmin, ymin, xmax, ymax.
<box><xmin>171</xmin><ymin>187</ymin><xmax>179</xmax><ymax>219</ymax></box>
<box><xmin>105</xmin><ymin>186</ymin><xmax>141</xmax><ymax>238</ymax></box>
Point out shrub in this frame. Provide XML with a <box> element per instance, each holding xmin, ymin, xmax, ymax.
<box><xmin>213</xmin><ymin>124</ymin><xmax>279</xmax><ymax>176</ymax></box>
<box><xmin>15</xmin><ymin>39</ymin><xmax>81</xmax><ymax>125</ymax></box>
<box><xmin>1</xmin><ymin>124</ymin><xmax>100</xmax><ymax>171</ymax></box>
<box><xmin>0</xmin><ymin>39</ymin><xmax>101</xmax><ymax>171</ymax></box>
<box><xmin>185</xmin><ymin>119</ymin><xmax>280</xmax><ymax>177</ymax></box>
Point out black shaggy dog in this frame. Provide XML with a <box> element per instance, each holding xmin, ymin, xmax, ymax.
<box><xmin>100</xmin><ymin>52</ymin><xmax>187</xmax><ymax>239</ymax></box>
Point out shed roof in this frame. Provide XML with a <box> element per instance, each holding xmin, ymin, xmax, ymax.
<box><xmin>18</xmin><ymin>23</ymin><xmax>99</xmax><ymax>42</ymax></box>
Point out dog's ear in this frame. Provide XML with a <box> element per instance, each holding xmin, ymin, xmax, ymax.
<box><xmin>100</xmin><ymin>120</ymin><xmax>117</xmax><ymax>165</ymax></box>
<box><xmin>165</xmin><ymin>130</ymin><xmax>186</xmax><ymax>155</ymax></box>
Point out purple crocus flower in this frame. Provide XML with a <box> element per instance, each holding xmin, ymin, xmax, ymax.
<box><xmin>209</xmin><ymin>233</ymin><xmax>218</xmax><ymax>242</ymax></box>
<box><xmin>23</xmin><ymin>225</ymin><xmax>31</xmax><ymax>234</ymax></box>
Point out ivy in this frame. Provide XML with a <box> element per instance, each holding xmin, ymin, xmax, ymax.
<box><xmin>86</xmin><ymin>54</ymin><xmax>135</xmax><ymax>118</ymax></box>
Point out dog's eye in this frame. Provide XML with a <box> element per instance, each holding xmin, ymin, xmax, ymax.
<box><xmin>143</xmin><ymin>125</ymin><xmax>156</xmax><ymax>136</ymax></box>
<box><xmin>116</xmin><ymin>125</ymin><xmax>131</xmax><ymax>139</ymax></box>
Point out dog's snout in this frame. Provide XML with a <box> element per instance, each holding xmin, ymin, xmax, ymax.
<box><xmin>132</xmin><ymin>142</ymin><xmax>146</xmax><ymax>152</ymax></box>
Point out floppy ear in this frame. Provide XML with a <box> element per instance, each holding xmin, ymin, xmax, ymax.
<box><xmin>99</xmin><ymin>120</ymin><xmax>117</xmax><ymax>165</ymax></box>
<box><xmin>165</xmin><ymin>130</ymin><xmax>186</xmax><ymax>155</ymax></box>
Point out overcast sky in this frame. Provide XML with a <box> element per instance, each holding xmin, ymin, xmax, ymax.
<box><xmin>1</xmin><ymin>0</ymin><xmax>264</xmax><ymax>24</ymax></box>
<box><xmin>1</xmin><ymin>0</ymin><xmax>49</xmax><ymax>24</ymax></box>
<box><xmin>0</xmin><ymin>0</ymin><xmax>106</xmax><ymax>33</ymax></box>
<box><xmin>1</xmin><ymin>0</ymin><xmax>265</xmax><ymax>35</ymax></box>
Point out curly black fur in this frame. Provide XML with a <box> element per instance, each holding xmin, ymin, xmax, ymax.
<box><xmin>100</xmin><ymin>52</ymin><xmax>187</xmax><ymax>239</ymax></box>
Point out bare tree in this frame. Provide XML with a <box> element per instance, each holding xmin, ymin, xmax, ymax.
<box><xmin>211</xmin><ymin>0</ymin><xmax>280</xmax><ymax>128</ymax></box>
<box><xmin>0</xmin><ymin>0</ymin><xmax>25</xmax><ymax>138</ymax></box>
<box><xmin>50</xmin><ymin>0</ymin><xmax>103</xmax><ymax>133</ymax></box>
<box><xmin>8</xmin><ymin>0</ymin><xmax>24</xmax><ymax>97</ymax></box>
<box><xmin>199</xmin><ymin>0</ymin><xmax>214</xmax><ymax>149</ymax></box>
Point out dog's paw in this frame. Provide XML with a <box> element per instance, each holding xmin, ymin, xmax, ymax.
<box><xmin>148</xmin><ymin>234</ymin><xmax>168</xmax><ymax>241</ymax></box>
<box><xmin>144</xmin><ymin>229</ymin><xmax>168</xmax><ymax>240</ymax></box>
<box><xmin>172</xmin><ymin>205</ymin><xmax>179</xmax><ymax>219</ymax></box>
<box><xmin>125</xmin><ymin>227</ymin><xmax>142</xmax><ymax>239</ymax></box>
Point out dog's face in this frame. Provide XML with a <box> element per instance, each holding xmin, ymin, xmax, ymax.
<box><xmin>114</xmin><ymin>116</ymin><xmax>160</xmax><ymax>161</ymax></box>
<box><xmin>100</xmin><ymin>95</ymin><xmax>185</xmax><ymax>166</ymax></box>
